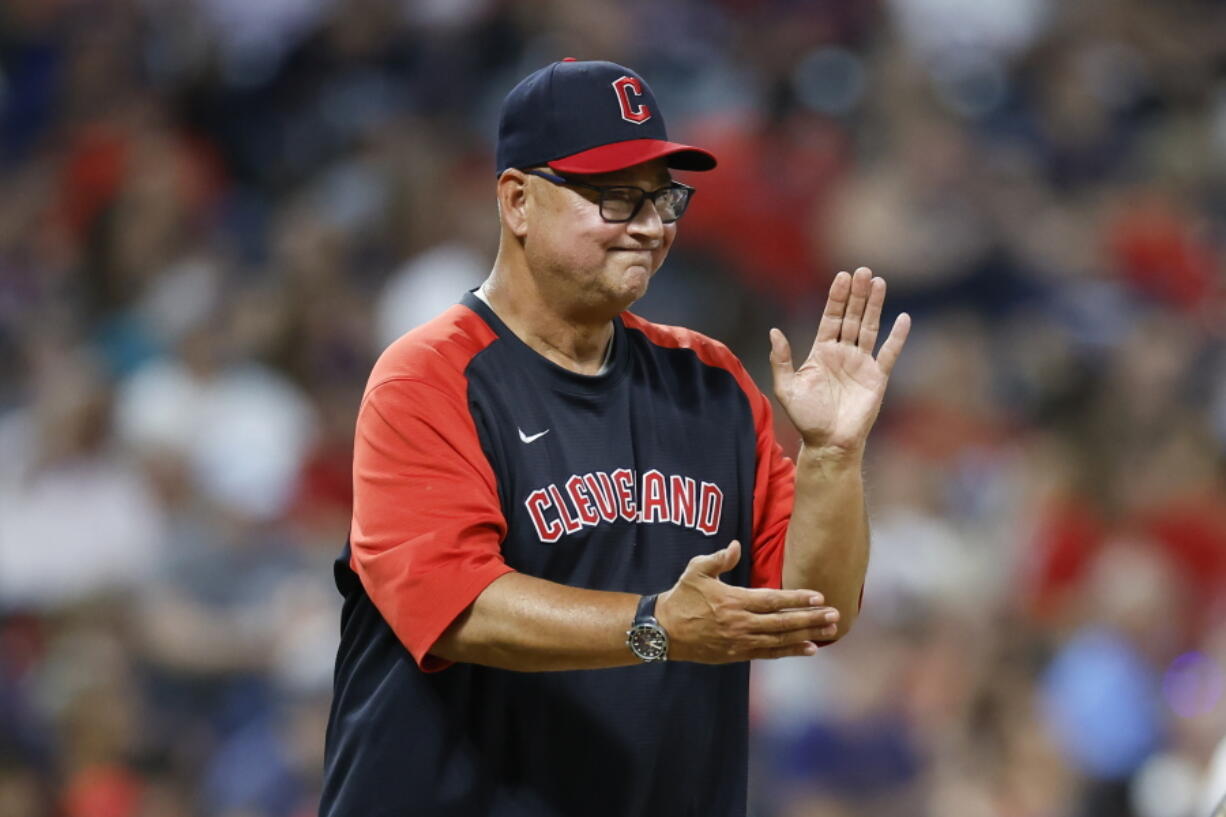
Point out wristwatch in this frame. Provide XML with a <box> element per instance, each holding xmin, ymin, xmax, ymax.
<box><xmin>626</xmin><ymin>593</ymin><xmax>669</xmax><ymax>662</ymax></box>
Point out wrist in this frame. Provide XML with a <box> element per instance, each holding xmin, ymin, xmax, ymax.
<box><xmin>797</xmin><ymin>442</ymin><xmax>864</xmax><ymax>472</ymax></box>
<box><xmin>626</xmin><ymin>593</ymin><xmax>669</xmax><ymax>662</ymax></box>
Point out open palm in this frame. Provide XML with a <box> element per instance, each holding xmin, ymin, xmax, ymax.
<box><xmin>769</xmin><ymin>267</ymin><xmax>911</xmax><ymax>452</ymax></box>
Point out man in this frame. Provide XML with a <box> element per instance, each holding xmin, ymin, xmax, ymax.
<box><xmin>320</xmin><ymin>59</ymin><xmax>910</xmax><ymax>817</ymax></box>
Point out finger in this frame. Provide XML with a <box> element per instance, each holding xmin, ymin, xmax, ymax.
<box><xmin>768</xmin><ymin>328</ymin><xmax>794</xmax><ymax>397</ymax></box>
<box><xmin>750</xmin><ymin>624</ymin><xmax>841</xmax><ymax>650</ymax></box>
<box><xmin>815</xmin><ymin>271</ymin><xmax>851</xmax><ymax>344</ymax></box>
<box><xmin>876</xmin><ymin>312</ymin><xmax>912</xmax><ymax>377</ymax></box>
<box><xmin>687</xmin><ymin>540</ymin><xmax>742</xmax><ymax>578</ymax></box>
<box><xmin>753</xmin><ymin>641</ymin><xmax>819</xmax><ymax>660</ymax></box>
<box><xmin>737</xmin><ymin>586</ymin><xmax>825</xmax><ymax>613</ymax></box>
<box><xmin>745</xmin><ymin>607</ymin><xmax>840</xmax><ymax>634</ymax></box>
<box><xmin>857</xmin><ymin>277</ymin><xmax>886</xmax><ymax>354</ymax></box>
<box><xmin>837</xmin><ymin>267</ymin><xmax>873</xmax><ymax>346</ymax></box>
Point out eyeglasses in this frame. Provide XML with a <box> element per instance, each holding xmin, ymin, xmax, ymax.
<box><xmin>526</xmin><ymin>170</ymin><xmax>696</xmax><ymax>224</ymax></box>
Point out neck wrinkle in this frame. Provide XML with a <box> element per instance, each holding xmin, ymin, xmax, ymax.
<box><xmin>478</xmin><ymin>271</ymin><xmax>616</xmax><ymax>377</ymax></box>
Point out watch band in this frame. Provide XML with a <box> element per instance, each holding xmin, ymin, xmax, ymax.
<box><xmin>627</xmin><ymin>593</ymin><xmax>669</xmax><ymax>662</ymax></box>
<box><xmin>635</xmin><ymin>593</ymin><xmax>659</xmax><ymax>624</ymax></box>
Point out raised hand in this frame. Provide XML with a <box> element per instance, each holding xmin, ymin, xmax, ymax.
<box><xmin>655</xmin><ymin>540</ymin><xmax>840</xmax><ymax>663</ymax></box>
<box><xmin>769</xmin><ymin>267</ymin><xmax>910</xmax><ymax>454</ymax></box>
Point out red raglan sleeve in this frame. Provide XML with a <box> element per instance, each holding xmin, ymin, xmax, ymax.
<box><xmin>740</xmin><ymin>376</ymin><xmax>795</xmax><ymax>590</ymax></box>
<box><xmin>349</xmin><ymin>376</ymin><xmax>513</xmax><ymax>673</ymax></box>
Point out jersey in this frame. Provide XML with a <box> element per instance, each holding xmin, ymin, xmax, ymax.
<box><xmin>320</xmin><ymin>291</ymin><xmax>796</xmax><ymax>817</ymax></box>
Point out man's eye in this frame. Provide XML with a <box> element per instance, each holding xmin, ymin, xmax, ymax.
<box><xmin>604</xmin><ymin>189</ymin><xmax>638</xmax><ymax>203</ymax></box>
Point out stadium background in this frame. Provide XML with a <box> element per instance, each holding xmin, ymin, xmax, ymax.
<box><xmin>1</xmin><ymin>0</ymin><xmax>1225</xmax><ymax>815</ymax></box>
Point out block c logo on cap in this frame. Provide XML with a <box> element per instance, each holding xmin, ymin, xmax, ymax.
<box><xmin>612</xmin><ymin>76</ymin><xmax>651</xmax><ymax>124</ymax></box>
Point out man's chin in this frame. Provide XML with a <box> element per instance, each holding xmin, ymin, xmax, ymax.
<box><xmin>580</xmin><ymin>264</ymin><xmax>655</xmax><ymax>316</ymax></box>
<box><xmin>619</xmin><ymin>263</ymin><xmax>654</xmax><ymax>295</ymax></box>
<box><xmin>614</xmin><ymin>270</ymin><xmax>653</xmax><ymax>309</ymax></box>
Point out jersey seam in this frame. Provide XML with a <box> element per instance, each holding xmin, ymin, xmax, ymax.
<box><xmin>462</xmin><ymin>341</ymin><xmax>512</xmax><ymax>519</ymax></box>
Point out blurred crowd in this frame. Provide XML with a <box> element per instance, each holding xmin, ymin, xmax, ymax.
<box><xmin>1</xmin><ymin>0</ymin><xmax>1225</xmax><ymax>815</ymax></box>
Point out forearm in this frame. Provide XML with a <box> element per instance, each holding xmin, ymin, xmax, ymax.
<box><xmin>431</xmin><ymin>572</ymin><xmax>641</xmax><ymax>672</ymax></box>
<box><xmin>781</xmin><ymin>445</ymin><xmax>870</xmax><ymax>639</ymax></box>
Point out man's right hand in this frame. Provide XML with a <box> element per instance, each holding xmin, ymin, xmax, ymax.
<box><xmin>656</xmin><ymin>540</ymin><xmax>839</xmax><ymax>663</ymax></box>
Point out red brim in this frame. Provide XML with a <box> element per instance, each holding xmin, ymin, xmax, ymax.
<box><xmin>548</xmin><ymin>139</ymin><xmax>717</xmax><ymax>174</ymax></box>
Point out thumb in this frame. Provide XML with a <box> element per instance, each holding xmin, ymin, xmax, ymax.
<box><xmin>768</xmin><ymin>328</ymin><xmax>793</xmax><ymax>395</ymax></box>
<box><xmin>688</xmin><ymin>540</ymin><xmax>742</xmax><ymax>578</ymax></box>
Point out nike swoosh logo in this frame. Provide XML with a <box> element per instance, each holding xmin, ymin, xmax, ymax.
<box><xmin>518</xmin><ymin>428</ymin><xmax>550</xmax><ymax>444</ymax></box>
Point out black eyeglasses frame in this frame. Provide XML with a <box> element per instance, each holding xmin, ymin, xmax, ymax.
<box><xmin>525</xmin><ymin>169</ymin><xmax>696</xmax><ymax>224</ymax></box>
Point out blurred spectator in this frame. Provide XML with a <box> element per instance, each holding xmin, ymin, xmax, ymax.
<box><xmin>0</xmin><ymin>347</ymin><xmax>165</xmax><ymax>609</ymax></box>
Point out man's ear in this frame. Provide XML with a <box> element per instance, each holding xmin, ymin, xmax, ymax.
<box><xmin>497</xmin><ymin>169</ymin><xmax>530</xmax><ymax>239</ymax></box>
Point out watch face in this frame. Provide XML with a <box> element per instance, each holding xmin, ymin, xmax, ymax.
<box><xmin>628</xmin><ymin>623</ymin><xmax>668</xmax><ymax>661</ymax></box>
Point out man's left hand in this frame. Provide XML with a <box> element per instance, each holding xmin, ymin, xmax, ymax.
<box><xmin>768</xmin><ymin>266</ymin><xmax>911</xmax><ymax>455</ymax></box>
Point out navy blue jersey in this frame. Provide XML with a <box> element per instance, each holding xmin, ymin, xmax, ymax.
<box><xmin>321</xmin><ymin>292</ymin><xmax>795</xmax><ymax>817</ymax></box>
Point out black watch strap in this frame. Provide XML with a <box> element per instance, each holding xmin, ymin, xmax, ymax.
<box><xmin>635</xmin><ymin>593</ymin><xmax>659</xmax><ymax>624</ymax></box>
<box><xmin>627</xmin><ymin>593</ymin><xmax>669</xmax><ymax>662</ymax></box>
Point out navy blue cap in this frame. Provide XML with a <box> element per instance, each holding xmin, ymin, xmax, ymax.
<box><xmin>496</xmin><ymin>59</ymin><xmax>717</xmax><ymax>175</ymax></box>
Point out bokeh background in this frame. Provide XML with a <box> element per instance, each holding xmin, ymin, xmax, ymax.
<box><xmin>2</xmin><ymin>0</ymin><xmax>1226</xmax><ymax>815</ymax></box>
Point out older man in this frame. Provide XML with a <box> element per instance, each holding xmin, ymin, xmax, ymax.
<box><xmin>321</xmin><ymin>59</ymin><xmax>909</xmax><ymax>817</ymax></box>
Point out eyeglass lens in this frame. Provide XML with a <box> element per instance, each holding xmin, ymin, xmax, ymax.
<box><xmin>601</xmin><ymin>187</ymin><xmax>690</xmax><ymax>223</ymax></box>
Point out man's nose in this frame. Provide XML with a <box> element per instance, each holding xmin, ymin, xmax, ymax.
<box><xmin>626</xmin><ymin>196</ymin><xmax>665</xmax><ymax>240</ymax></box>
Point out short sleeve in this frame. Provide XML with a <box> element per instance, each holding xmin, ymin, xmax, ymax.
<box><xmin>743</xmin><ymin>384</ymin><xmax>795</xmax><ymax>589</ymax></box>
<box><xmin>349</xmin><ymin>377</ymin><xmax>513</xmax><ymax>672</ymax></box>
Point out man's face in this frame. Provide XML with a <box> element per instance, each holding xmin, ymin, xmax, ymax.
<box><xmin>522</xmin><ymin>158</ymin><xmax>678</xmax><ymax>316</ymax></box>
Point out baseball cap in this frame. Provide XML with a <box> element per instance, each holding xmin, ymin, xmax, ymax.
<box><xmin>496</xmin><ymin>59</ymin><xmax>717</xmax><ymax>175</ymax></box>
